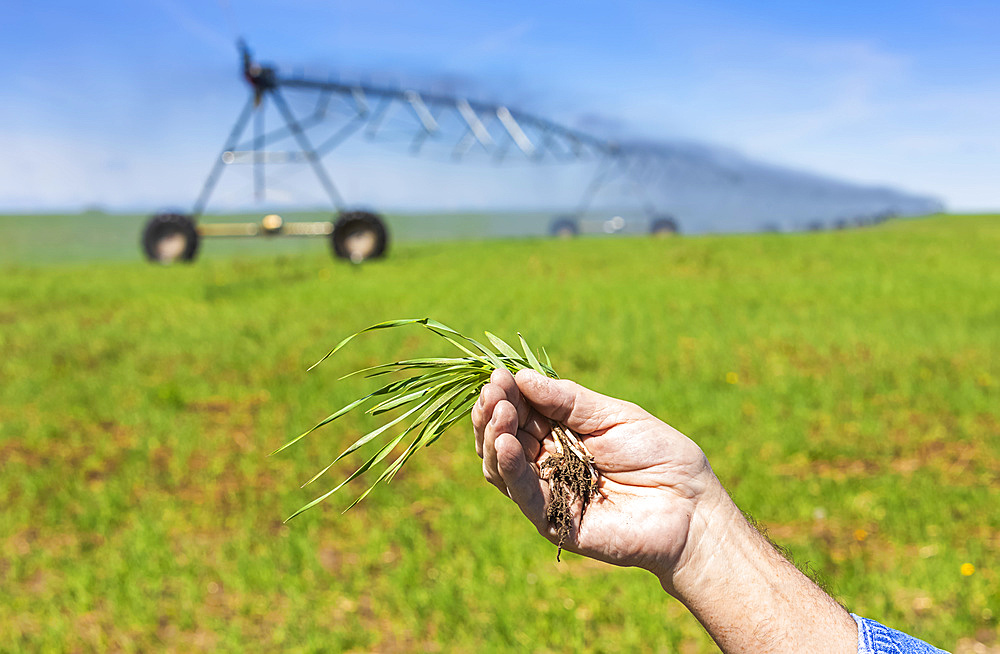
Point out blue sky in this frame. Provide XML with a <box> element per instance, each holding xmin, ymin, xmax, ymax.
<box><xmin>3</xmin><ymin>0</ymin><xmax>999</xmax><ymax>212</ymax></box>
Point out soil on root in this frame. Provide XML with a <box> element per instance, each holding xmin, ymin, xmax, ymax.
<box><xmin>540</xmin><ymin>423</ymin><xmax>600</xmax><ymax>561</ymax></box>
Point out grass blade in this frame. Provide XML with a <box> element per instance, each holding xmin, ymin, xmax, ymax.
<box><xmin>284</xmin><ymin>319</ymin><xmax>561</xmax><ymax>515</ymax></box>
<box><xmin>286</xmin><ymin>427</ymin><xmax>413</xmax><ymax>521</ymax></box>
<box><xmin>309</xmin><ymin>318</ymin><xmax>432</xmax><ymax>371</ymax></box>
<box><xmin>540</xmin><ymin>347</ymin><xmax>558</xmax><ymax>377</ymax></box>
<box><xmin>368</xmin><ymin>388</ymin><xmax>432</xmax><ymax>415</ymax></box>
<box><xmin>339</xmin><ymin>357</ymin><xmax>478</xmax><ymax>380</ymax></box>
<box><xmin>270</xmin><ymin>395</ymin><xmax>369</xmax><ymax>456</ymax></box>
<box><xmin>423</xmin><ymin>320</ymin><xmax>507</xmax><ymax>371</ymax></box>
<box><xmin>485</xmin><ymin>331</ymin><xmax>525</xmax><ymax>363</ymax></box>
<box><xmin>518</xmin><ymin>332</ymin><xmax>545</xmax><ymax>374</ymax></box>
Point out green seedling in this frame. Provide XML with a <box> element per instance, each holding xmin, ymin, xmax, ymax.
<box><xmin>276</xmin><ymin>318</ymin><xmax>599</xmax><ymax>556</ymax></box>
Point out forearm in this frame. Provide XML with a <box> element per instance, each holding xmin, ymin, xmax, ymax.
<box><xmin>662</xmin><ymin>481</ymin><xmax>857</xmax><ymax>654</ymax></box>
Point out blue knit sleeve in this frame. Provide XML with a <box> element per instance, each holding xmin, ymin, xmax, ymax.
<box><xmin>853</xmin><ymin>614</ymin><xmax>950</xmax><ymax>654</ymax></box>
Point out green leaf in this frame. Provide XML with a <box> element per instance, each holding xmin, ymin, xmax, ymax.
<box><xmin>339</xmin><ymin>357</ymin><xmax>479</xmax><ymax>381</ymax></box>
<box><xmin>541</xmin><ymin>347</ymin><xmax>558</xmax><ymax>377</ymax></box>
<box><xmin>485</xmin><ymin>331</ymin><xmax>524</xmax><ymax>362</ymax></box>
<box><xmin>270</xmin><ymin>394</ymin><xmax>368</xmax><ymax>456</ymax></box>
<box><xmin>423</xmin><ymin>320</ymin><xmax>507</xmax><ymax>371</ymax></box>
<box><xmin>420</xmin><ymin>389</ymin><xmax>479</xmax><ymax>448</ymax></box>
<box><xmin>518</xmin><ymin>332</ymin><xmax>545</xmax><ymax>374</ymax></box>
<box><xmin>285</xmin><ymin>426</ymin><xmax>413</xmax><ymax>521</ymax></box>
<box><xmin>305</xmin><ymin>397</ymin><xmax>433</xmax><ymax>484</ymax></box>
<box><xmin>367</xmin><ymin>388</ymin><xmax>431</xmax><ymax>415</ymax></box>
<box><xmin>423</xmin><ymin>330</ymin><xmax>482</xmax><ymax>360</ymax></box>
<box><xmin>285</xmin><ymin>318</ymin><xmax>560</xmax><ymax>516</ymax></box>
<box><xmin>308</xmin><ymin>318</ymin><xmax>431</xmax><ymax>371</ymax></box>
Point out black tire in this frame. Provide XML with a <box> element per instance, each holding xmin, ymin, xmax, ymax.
<box><xmin>549</xmin><ymin>217</ymin><xmax>579</xmax><ymax>238</ymax></box>
<box><xmin>649</xmin><ymin>215</ymin><xmax>680</xmax><ymax>236</ymax></box>
<box><xmin>142</xmin><ymin>213</ymin><xmax>200</xmax><ymax>263</ymax></box>
<box><xmin>331</xmin><ymin>210</ymin><xmax>388</xmax><ymax>263</ymax></box>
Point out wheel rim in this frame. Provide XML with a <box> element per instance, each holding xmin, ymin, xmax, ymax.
<box><xmin>154</xmin><ymin>231</ymin><xmax>189</xmax><ymax>262</ymax></box>
<box><xmin>343</xmin><ymin>225</ymin><xmax>378</xmax><ymax>263</ymax></box>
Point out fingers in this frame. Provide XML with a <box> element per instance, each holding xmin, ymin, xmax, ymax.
<box><xmin>494</xmin><ymin>432</ymin><xmax>549</xmax><ymax>534</ymax></box>
<box><xmin>482</xmin><ymin>399</ymin><xmax>518</xmax><ymax>495</ymax></box>
<box><xmin>514</xmin><ymin>369</ymin><xmax>636</xmax><ymax>435</ymax></box>
<box><xmin>472</xmin><ymin>378</ymin><xmax>508</xmax><ymax>458</ymax></box>
<box><xmin>480</xmin><ymin>396</ymin><xmax>542</xmax><ymax>495</ymax></box>
<box><xmin>474</xmin><ymin>368</ymin><xmax>549</xmax><ymax>457</ymax></box>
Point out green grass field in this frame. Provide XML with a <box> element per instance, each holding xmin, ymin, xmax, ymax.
<box><xmin>0</xmin><ymin>210</ymin><xmax>548</xmax><ymax>267</ymax></box>
<box><xmin>1</xmin><ymin>214</ymin><xmax>997</xmax><ymax>652</ymax></box>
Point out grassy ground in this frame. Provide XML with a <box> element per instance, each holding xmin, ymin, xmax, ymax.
<box><xmin>0</xmin><ymin>214</ymin><xmax>997</xmax><ymax>652</ymax></box>
<box><xmin>0</xmin><ymin>210</ymin><xmax>544</xmax><ymax>266</ymax></box>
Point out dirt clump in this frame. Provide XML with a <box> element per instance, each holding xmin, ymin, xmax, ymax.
<box><xmin>539</xmin><ymin>422</ymin><xmax>600</xmax><ymax>560</ymax></box>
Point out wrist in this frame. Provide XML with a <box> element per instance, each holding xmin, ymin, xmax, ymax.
<box><xmin>655</xmin><ymin>475</ymin><xmax>743</xmax><ymax>598</ymax></box>
<box><xmin>655</xmin><ymin>478</ymin><xmax>858</xmax><ymax>653</ymax></box>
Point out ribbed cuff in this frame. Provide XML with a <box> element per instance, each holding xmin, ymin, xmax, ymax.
<box><xmin>852</xmin><ymin>613</ymin><xmax>950</xmax><ymax>654</ymax></box>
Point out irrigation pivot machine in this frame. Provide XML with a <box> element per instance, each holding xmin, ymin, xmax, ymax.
<box><xmin>142</xmin><ymin>42</ymin><xmax>939</xmax><ymax>264</ymax></box>
<box><xmin>141</xmin><ymin>42</ymin><xmax>687</xmax><ymax>264</ymax></box>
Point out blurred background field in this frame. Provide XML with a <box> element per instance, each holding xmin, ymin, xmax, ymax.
<box><xmin>1</xmin><ymin>213</ymin><xmax>997</xmax><ymax>652</ymax></box>
<box><xmin>0</xmin><ymin>211</ymin><xmax>560</xmax><ymax>267</ymax></box>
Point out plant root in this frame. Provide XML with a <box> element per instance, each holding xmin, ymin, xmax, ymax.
<box><xmin>540</xmin><ymin>422</ymin><xmax>600</xmax><ymax>561</ymax></box>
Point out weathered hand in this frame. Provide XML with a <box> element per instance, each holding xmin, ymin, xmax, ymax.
<box><xmin>473</xmin><ymin>368</ymin><xmax>859</xmax><ymax>654</ymax></box>
<box><xmin>472</xmin><ymin>367</ymin><xmax>722</xmax><ymax>587</ymax></box>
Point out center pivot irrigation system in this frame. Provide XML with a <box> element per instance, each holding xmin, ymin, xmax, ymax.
<box><xmin>142</xmin><ymin>42</ymin><xmax>939</xmax><ymax>264</ymax></box>
<box><xmin>141</xmin><ymin>42</ymin><xmax>685</xmax><ymax>264</ymax></box>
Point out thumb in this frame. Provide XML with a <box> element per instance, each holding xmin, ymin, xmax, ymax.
<box><xmin>514</xmin><ymin>368</ymin><xmax>629</xmax><ymax>435</ymax></box>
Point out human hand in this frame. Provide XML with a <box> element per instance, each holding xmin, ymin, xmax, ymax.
<box><xmin>472</xmin><ymin>367</ymin><xmax>726</xmax><ymax>590</ymax></box>
<box><xmin>473</xmin><ymin>368</ymin><xmax>860</xmax><ymax>653</ymax></box>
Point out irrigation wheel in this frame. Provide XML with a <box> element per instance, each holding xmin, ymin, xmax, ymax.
<box><xmin>331</xmin><ymin>210</ymin><xmax>389</xmax><ymax>263</ymax></box>
<box><xmin>549</xmin><ymin>217</ymin><xmax>580</xmax><ymax>238</ymax></box>
<box><xmin>141</xmin><ymin>213</ymin><xmax>200</xmax><ymax>263</ymax></box>
<box><xmin>649</xmin><ymin>215</ymin><xmax>680</xmax><ymax>236</ymax></box>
